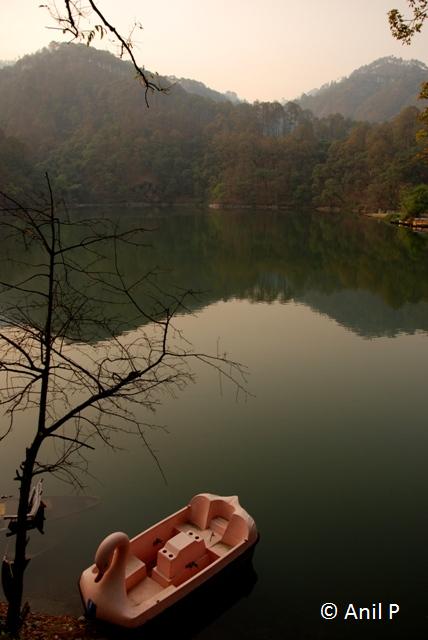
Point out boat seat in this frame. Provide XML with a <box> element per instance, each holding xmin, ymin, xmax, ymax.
<box><xmin>209</xmin><ymin>516</ymin><xmax>228</xmax><ymax>536</ymax></box>
<box><xmin>189</xmin><ymin>494</ymin><xmax>234</xmax><ymax>531</ymax></box>
<box><xmin>152</xmin><ymin>531</ymin><xmax>208</xmax><ymax>587</ymax></box>
<box><xmin>125</xmin><ymin>554</ymin><xmax>147</xmax><ymax>590</ymax></box>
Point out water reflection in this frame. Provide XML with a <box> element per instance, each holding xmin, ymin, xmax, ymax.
<box><xmin>2</xmin><ymin>209</ymin><xmax>428</xmax><ymax>340</ymax></box>
<box><xmin>2</xmin><ymin>209</ymin><xmax>428</xmax><ymax>639</ymax></box>
<box><xmin>93</xmin><ymin>546</ymin><xmax>258</xmax><ymax>640</ymax></box>
<box><xmin>151</xmin><ymin>209</ymin><xmax>428</xmax><ymax>337</ymax></box>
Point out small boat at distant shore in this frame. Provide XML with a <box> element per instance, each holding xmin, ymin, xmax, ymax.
<box><xmin>0</xmin><ymin>482</ymin><xmax>99</xmax><ymax>535</ymax></box>
<box><xmin>2</xmin><ymin>479</ymin><xmax>45</xmax><ymax>536</ymax></box>
<box><xmin>79</xmin><ymin>493</ymin><xmax>258</xmax><ymax>628</ymax></box>
<box><xmin>1</xmin><ymin>482</ymin><xmax>100</xmax><ymax>602</ymax></box>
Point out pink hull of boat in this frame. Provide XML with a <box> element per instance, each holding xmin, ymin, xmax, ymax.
<box><xmin>79</xmin><ymin>493</ymin><xmax>258</xmax><ymax>628</ymax></box>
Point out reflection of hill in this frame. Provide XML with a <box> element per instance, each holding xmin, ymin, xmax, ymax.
<box><xmin>298</xmin><ymin>289</ymin><xmax>428</xmax><ymax>338</ymax></box>
<box><xmin>140</xmin><ymin>209</ymin><xmax>428</xmax><ymax>338</ymax></box>
<box><xmin>1</xmin><ymin>208</ymin><xmax>428</xmax><ymax>340</ymax></box>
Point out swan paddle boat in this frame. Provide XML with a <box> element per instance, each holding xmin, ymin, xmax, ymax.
<box><xmin>79</xmin><ymin>493</ymin><xmax>257</xmax><ymax>628</ymax></box>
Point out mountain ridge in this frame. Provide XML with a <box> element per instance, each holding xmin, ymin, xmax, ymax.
<box><xmin>297</xmin><ymin>55</ymin><xmax>428</xmax><ymax>122</ymax></box>
<box><xmin>2</xmin><ymin>47</ymin><xmax>426</xmax><ymax>121</ymax></box>
<box><xmin>0</xmin><ymin>43</ymin><xmax>427</xmax><ymax>211</ymax></box>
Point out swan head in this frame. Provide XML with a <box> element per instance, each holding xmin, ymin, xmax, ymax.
<box><xmin>94</xmin><ymin>531</ymin><xmax>129</xmax><ymax>583</ymax></box>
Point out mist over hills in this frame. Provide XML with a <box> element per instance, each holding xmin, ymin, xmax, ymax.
<box><xmin>167</xmin><ymin>76</ymin><xmax>241</xmax><ymax>104</ymax></box>
<box><xmin>297</xmin><ymin>56</ymin><xmax>428</xmax><ymax>122</ymax></box>
<box><xmin>0</xmin><ymin>43</ymin><xmax>427</xmax><ymax>210</ymax></box>
<box><xmin>167</xmin><ymin>55</ymin><xmax>428</xmax><ymax>121</ymax></box>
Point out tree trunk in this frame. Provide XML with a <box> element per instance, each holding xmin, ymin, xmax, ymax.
<box><xmin>5</xmin><ymin>445</ymin><xmax>39</xmax><ymax>635</ymax></box>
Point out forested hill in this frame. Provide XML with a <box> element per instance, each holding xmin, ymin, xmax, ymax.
<box><xmin>298</xmin><ymin>57</ymin><xmax>428</xmax><ymax>122</ymax></box>
<box><xmin>167</xmin><ymin>76</ymin><xmax>241</xmax><ymax>104</ymax></box>
<box><xmin>0</xmin><ymin>43</ymin><xmax>427</xmax><ymax>211</ymax></box>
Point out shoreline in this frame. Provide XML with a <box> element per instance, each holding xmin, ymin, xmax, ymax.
<box><xmin>0</xmin><ymin>602</ymin><xmax>102</xmax><ymax>640</ymax></box>
<box><xmin>364</xmin><ymin>212</ymin><xmax>391</xmax><ymax>219</ymax></box>
<box><xmin>73</xmin><ymin>201</ymin><xmax>289</xmax><ymax>210</ymax></box>
<box><xmin>393</xmin><ymin>218</ymin><xmax>428</xmax><ymax>229</ymax></box>
<box><xmin>364</xmin><ymin>211</ymin><xmax>428</xmax><ymax>231</ymax></box>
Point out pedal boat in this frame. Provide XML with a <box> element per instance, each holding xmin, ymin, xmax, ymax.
<box><xmin>79</xmin><ymin>493</ymin><xmax>257</xmax><ymax>628</ymax></box>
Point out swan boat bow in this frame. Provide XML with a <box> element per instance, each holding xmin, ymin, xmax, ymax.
<box><xmin>79</xmin><ymin>493</ymin><xmax>257</xmax><ymax>628</ymax></box>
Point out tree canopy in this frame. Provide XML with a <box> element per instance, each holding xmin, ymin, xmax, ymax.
<box><xmin>389</xmin><ymin>1</ymin><xmax>428</xmax><ymax>156</ymax></box>
<box><xmin>389</xmin><ymin>1</ymin><xmax>428</xmax><ymax>44</ymax></box>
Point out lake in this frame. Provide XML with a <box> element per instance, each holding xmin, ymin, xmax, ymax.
<box><xmin>1</xmin><ymin>208</ymin><xmax>428</xmax><ymax>639</ymax></box>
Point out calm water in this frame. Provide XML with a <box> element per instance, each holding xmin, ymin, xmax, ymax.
<box><xmin>1</xmin><ymin>209</ymin><xmax>428</xmax><ymax>639</ymax></box>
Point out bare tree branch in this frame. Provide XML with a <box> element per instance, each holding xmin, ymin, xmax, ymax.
<box><xmin>40</xmin><ymin>1</ymin><xmax>170</xmax><ymax>106</ymax></box>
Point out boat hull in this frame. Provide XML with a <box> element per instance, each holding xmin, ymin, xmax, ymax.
<box><xmin>79</xmin><ymin>493</ymin><xmax>258</xmax><ymax>628</ymax></box>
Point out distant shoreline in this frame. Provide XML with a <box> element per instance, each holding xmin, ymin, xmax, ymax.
<box><xmin>64</xmin><ymin>202</ymin><xmax>428</xmax><ymax>230</ymax></box>
<box><xmin>364</xmin><ymin>212</ymin><xmax>390</xmax><ymax>219</ymax></box>
<box><xmin>365</xmin><ymin>211</ymin><xmax>428</xmax><ymax>231</ymax></box>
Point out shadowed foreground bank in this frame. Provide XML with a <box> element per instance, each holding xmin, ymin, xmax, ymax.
<box><xmin>0</xmin><ymin>602</ymin><xmax>103</xmax><ymax>639</ymax></box>
<box><xmin>0</xmin><ymin>547</ymin><xmax>258</xmax><ymax>639</ymax></box>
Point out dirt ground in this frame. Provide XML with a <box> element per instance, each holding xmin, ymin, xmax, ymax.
<box><xmin>0</xmin><ymin>602</ymin><xmax>104</xmax><ymax>640</ymax></box>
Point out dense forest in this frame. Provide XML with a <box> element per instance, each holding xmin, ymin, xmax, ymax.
<box><xmin>0</xmin><ymin>43</ymin><xmax>427</xmax><ymax>210</ymax></box>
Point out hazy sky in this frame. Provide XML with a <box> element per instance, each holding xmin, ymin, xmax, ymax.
<box><xmin>1</xmin><ymin>0</ymin><xmax>427</xmax><ymax>102</ymax></box>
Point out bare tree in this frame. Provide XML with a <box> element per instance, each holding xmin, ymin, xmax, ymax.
<box><xmin>40</xmin><ymin>1</ymin><xmax>169</xmax><ymax>106</ymax></box>
<box><xmin>0</xmin><ymin>178</ymin><xmax>246</xmax><ymax>635</ymax></box>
